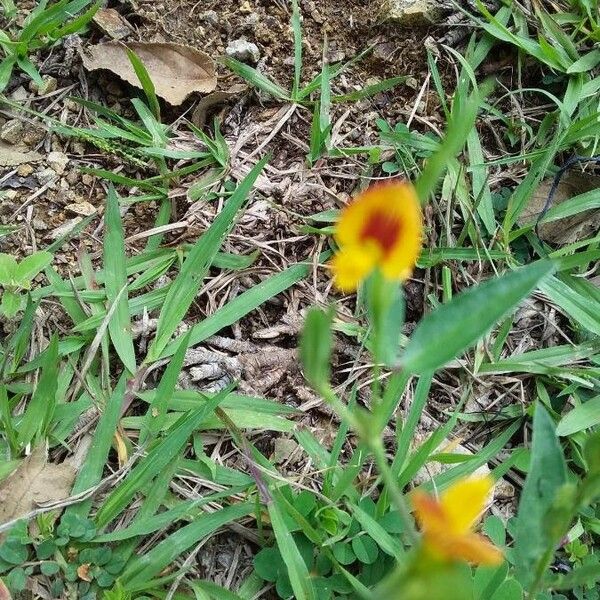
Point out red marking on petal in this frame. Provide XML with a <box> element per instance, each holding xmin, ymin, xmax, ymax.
<box><xmin>360</xmin><ymin>210</ymin><xmax>401</xmax><ymax>256</ymax></box>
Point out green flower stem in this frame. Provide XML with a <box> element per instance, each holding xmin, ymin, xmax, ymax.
<box><xmin>370</xmin><ymin>438</ymin><xmax>418</xmax><ymax>546</ymax></box>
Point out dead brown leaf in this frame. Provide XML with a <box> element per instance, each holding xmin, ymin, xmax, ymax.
<box><xmin>519</xmin><ymin>172</ymin><xmax>600</xmax><ymax>244</ymax></box>
<box><xmin>81</xmin><ymin>42</ymin><xmax>217</xmax><ymax>106</ymax></box>
<box><xmin>0</xmin><ymin>445</ymin><xmax>76</xmax><ymax>542</ymax></box>
<box><xmin>77</xmin><ymin>564</ymin><xmax>92</xmax><ymax>582</ymax></box>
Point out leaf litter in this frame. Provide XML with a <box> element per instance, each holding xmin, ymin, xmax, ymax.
<box><xmin>0</xmin><ymin>445</ymin><xmax>76</xmax><ymax>542</ymax></box>
<box><xmin>81</xmin><ymin>42</ymin><xmax>217</xmax><ymax>105</ymax></box>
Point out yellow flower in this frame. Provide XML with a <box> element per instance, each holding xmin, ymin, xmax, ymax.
<box><xmin>411</xmin><ymin>476</ymin><xmax>503</xmax><ymax>566</ymax></box>
<box><xmin>331</xmin><ymin>180</ymin><xmax>423</xmax><ymax>292</ymax></box>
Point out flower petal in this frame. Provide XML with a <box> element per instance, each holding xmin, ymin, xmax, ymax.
<box><xmin>411</xmin><ymin>489</ymin><xmax>448</xmax><ymax>537</ymax></box>
<box><xmin>440</xmin><ymin>476</ymin><xmax>494</xmax><ymax>535</ymax></box>
<box><xmin>330</xmin><ymin>243</ymin><xmax>379</xmax><ymax>292</ymax></box>
<box><xmin>444</xmin><ymin>533</ymin><xmax>504</xmax><ymax>566</ymax></box>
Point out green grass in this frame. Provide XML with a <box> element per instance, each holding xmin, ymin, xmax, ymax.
<box><xmin>1</xmin><ymin>0</ymin><xmax>600</xmax><ymax>598</ymax></box>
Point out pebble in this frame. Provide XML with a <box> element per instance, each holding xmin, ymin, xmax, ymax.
<box><xmin>200</xmin><ymin>10</ymin><xmax>219</xmax><ymax>26</ymax></box>
<box><xmin>92</xmin><ymin>8</ymin><xmax>132</xmax><ymax>40</ymax></box>
<box><xmin>49</xmin><ymin>217</ymin><xmax>82</xmax><ymax>240</ymax></box>
<box><xmin>35</xmin><ymin>168</ymin><xmax>57</xmax><ymax>186</ymax></box>
<box><xmin>17</xmin><ymin>164</ymin><xmax>34</xmax><ymax>177</ymax></box>
<box><xmin>0</xmin><ymin>120</ymin><xmax>24</xmax><ymax>144</ymax></box>
<box><xmin>22</xmin><ymin>126</ymin><xmax>45</xmax><ymax>148</ymax></box>
<box><xmin>225</xmin><ymin>39</ymin><xmax>261</xmax><ymax>64</ymax></box>
<box><xmin>30</xmin><ymin>75</ymin><xmax>58</xmax><ymax>96</ymax></box>
<box><xmin>239</xmin><ymin>0</ymin><xmax>252</xmax><ymax>13</ymax></box>
<box><xmin>47</xmin><ymin>151</ymin><xmax>69</xmax><ymax>175</ymax></box>
<box><xmin>10</xmin><ymin>86</ymin><xmax>28</xmax><ymax>103</ymax></box>
<box><xmin>65</xmin><ymin>201</ymin><xmax>96</xmax><ymax>217</ymax></box>
<box><xmin>385</xmin><ymin>0</ymin><xmax>444</xmax><ymax>23</ymax></box>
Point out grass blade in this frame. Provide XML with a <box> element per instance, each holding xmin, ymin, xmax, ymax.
<box><xmin>104</xmin><ymin>186</ymin><xmax>136</xmax><ymax>374</ymax></box>
<box><xmin>146</xmin><ymin>156</ymin><xmax>268</xmax><ymax>362</ymax></box>
<box><xmin>403</xmin><ymin>260</ymin><xmax>555</xmax><ymax>374</ymax></box>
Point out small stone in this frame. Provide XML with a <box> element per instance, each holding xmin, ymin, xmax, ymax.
<box><xmin>17</xmin><ymin>164</ymin><xmax>34</xmax><ymax>177</ymax></box>
<box><xmin>63</xmin><ymin>98</ymin><xmax>79</xmax><ymax>112</ymax></box>
<box><xmin>72</xmin><ymin>142</ymin><xmax>86</xmax><ymax>155</ymax></box>
<box><xmin>22</xmin><ymin>126</ymin><xmax>45</xmax><ymax>147</ymax></box>
<box><xmin>0</xmin><ymin>120</ymin><xmax>24</xmax><ymax>144</ymax></box>
<box><xmin>32</xmin><ymin>218</ymin><xmax>48</xmax><ymax>231</ymax></box>
<box><xmin>385</xmin><ymin>0</ymin><xmax>446</xmax><ymax>24</ymax></box>
<box><xmin>10</xmin><ymin>86</ymin><xmax>28</xmax><ymax>103</ymax></box>
<box><xmin>93</xmin><ymin>8</ymin><xmax>132</xmax><ymax>40</ymax></box>
<box><xmin>81</xmin><ymin>174</ymin><xmax>94</xmax><ymax>186</ymax></box>
<box><xmin>271</xmin><ymin>438</ymin><xmax>299</xmax><ymax>464</ymax></box>
<box><xmin>47</xmin><ymin>151</ymin><xmax>69</xmax><ymax>175</ymax></box>
<box><xmin>200</xmin><ymin>10</ymin><xmax>219</xmax><ymax>26</ymax></box>
<box><xmin>65</xmin><ymin>171</ymin><xmax>79</xmax><ymax>186</ymax></box>
<box><xmin>225</xmin><ymin>39</ymin><xmax>261</xmax><ymax>64</ymax></box>
<box><xmin>48</xmin><ymin>217</ymin><xmax>82</xmax><ymax>240</ymax></box>
<box><xmin>243</xmin><ymin>13</ymin><xmax>260</xmax><ymax>27</ymax></box>
<box><xmin>30</xmin><ymin>75</ymin><xmax>58</xmax><ymax>96</ymax></box>
<box><xmin>35</xmin><ymin>168</ymin><xmax>57</xmax><ymax>186</ymax></box>
<box><xmin>65</xmin><ymin>201</ymin><xmax>96</xmax><ymax>217</ymax></box>
<box><xmin>239</xmin><ymin>0</ymin><xmax>252</xmax><ymax>13</ymax></box>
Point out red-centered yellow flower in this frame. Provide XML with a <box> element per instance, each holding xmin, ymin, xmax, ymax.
<box><xmin>411</xmin><ymin>476</ymin><xmax>503</xmax><ymax>566</ymax></box>
<box><xmin>331</xmin><ymin>180</ymin><xmax>423</xmax><ymax>292</ymax></box>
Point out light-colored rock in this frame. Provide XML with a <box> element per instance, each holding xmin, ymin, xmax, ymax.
<box><xmin>226</xmin><ymin>39</ymin><xmax>260</xmax><ymax>64</ymax></box>
<box><xmin>65</xmin><ymin>201</ymin><xmax>96</xmax><ymax>217</ymax></box>
<box><xmin>48</xmin><ymin>217</ymin><xmax>82</xmax><ymax>240</ymax></box>
<box><xmin>17</xmin><ymin>164</ymin><xmax>35</xmax><ymax>177</ymax></box>
<box><xmin>47</xmin><ymin>151</ymin><xmax>69</xmax><ymax>175</ymax></box>
<box><xmin>93</xmin><ymin>8</ymin><xmax>132</xmax><ymax>40</ymax></box>
<box><xmin>30</xmin><ymin>75</ymin><xmax>58</xmax><ymax>95</ymax></box>
<box><xmin>385</xmin><ymin>0</ymin><xmax>446</xmax><ymax>24</ymax></box>
<box><xmin>0</xmin><ymin>119</ymin><xmax>24</xmax><ymax>144</ymax></box>
<box><xmin>35</xmin><ymin>168</ymin><xmax>57</xmax><ymax>186</ymax></box>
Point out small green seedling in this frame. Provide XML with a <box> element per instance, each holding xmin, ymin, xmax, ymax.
<box><xmin>0</xmin><ymin>251</ymin><xmax>52</xmax><ymax>318</ymax></box>
<box><xmin>0</xmin><ymin>0</ymin><xmax>100</xmax><ymax>91</ymax></box>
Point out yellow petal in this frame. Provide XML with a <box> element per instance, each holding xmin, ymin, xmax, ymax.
<box><xmin>444</xmin><ymin>533</ymin><xmax>504</xmax><ymax>566</ymax></box>
<box><xmin>411</xmin><ymin>490</ymin><xmax>448</xmax><ymax>537</ymax></box>
<box><xmin>330</xmin><ymin>244</ymin><xmax>379</xmax><ymax>292</ymax></box>
<box><xmin>440</xmin><ymin>476</ymin><xmax>494</xmax><ymax>535</ymax></box>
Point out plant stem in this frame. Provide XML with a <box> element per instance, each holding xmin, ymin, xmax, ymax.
<box><xmin>370</xmin><ymin>440</ymin><xmax>418</xmax><ymax>546</ymax></box>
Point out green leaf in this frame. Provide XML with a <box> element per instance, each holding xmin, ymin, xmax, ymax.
<box><xmin>351</xmin><ymin>535</ymin><xmax>378</xmax><ymax>564</ymax></box>
<box><xmin>146</xmin><ymin>156</ymin><xmax>268</xmax><ymax>362</ymax></box>
<box><xmin>17</xmin><ymin>335</ymin><xmax>59</xmax><ymax>446</ymax></box>
<box><xmin>139</xmin><ymin>331</ymin><xmax>192</xmax><ymax>445</ymax></box>
<box><xmin>104</xmin><ymin>186</ymin><xmax>136</xmax><ymax>374</ymax></box>
<box><xmin>403</xmin><ymin>261</ymin><xmax>555</xmax><ymax>374</ymax></box>
<box><xmin>122</xmin><ymin>502</ymin><xmax>253</xmax><ymax>590</ymax></box>
<box><xmin>556</xmin><ymin>395</ymin><xmax>600</xmax><ymax>436</ymax></box>
<box><xmin>1</xmin><ymin>290</ymin><xmax>21</xmax><ymax>318</ymax></box>
<box><xmin>64</xmin><ymin>375</ymin><xmax>127</xmax><ymax>520</ymax></box>
<box><xmin>254</xmin><ymin>547</ymin><xmax>282</xmax><ymax>582</ymax></box>
<box><xmin>489</xmin><ymin>578</ymin><xmax>523</xmax><ymax>600</ymax></box>
<box><xmin>94</xmin><ymin>389</ymin><xmax>229</xmax><ymax>528</ymax></box>
<box><xmin>0</xmin><ymin>253</ymin><xmax>18</xmax><ymax>285</ymax></box>
<box><xmin>13</xmin><ymin>251</ymin><xmax>52</xmax><ymax>286</ymax></box>
<box><xmin>300</xmin><ymin>306</ymin><xmax>333</xmax><ymax>392</ymax></box>
<box><xmin>514</xmin><ymin>404</ymin><xmax>568</xmax><ymax>588</ymax></box>
<box><xmin>267</xmin><ymin>498</ymin><xmax>317</xmax><ymax>600</ymax></box>
<box><xmin>566</xmin><ymin>49</ymin><xmax>600</xmax><ymax>73</ymax></box>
